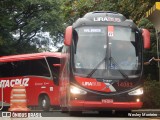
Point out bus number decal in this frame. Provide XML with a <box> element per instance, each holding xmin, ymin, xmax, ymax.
<box><xmin>0</xmin><ymin>78</ymin><xmax>29</xmax><ymax>88</ymax></box>
<box><xmin>117</xmin><ymin>81</ymin><xmax>133</xmax><ymax>88</ymax></box>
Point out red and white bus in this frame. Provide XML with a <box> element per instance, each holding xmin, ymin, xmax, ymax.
<box><xmin>59</xmin><ymin>11</ymin><xmax>150</xmax><ymax>114</ymax></box>
<box><xmin>0</xmin><ymin>52</ymin><xmax>61</xmax><ymax>111</ymax></box>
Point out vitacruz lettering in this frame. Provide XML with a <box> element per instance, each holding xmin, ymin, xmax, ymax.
<box><xmin>0</xmin><ymin>78</ymin><xmax>29</xmax><ymax>88</ymax></box>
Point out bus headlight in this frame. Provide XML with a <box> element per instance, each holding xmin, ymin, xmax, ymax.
<box><xmin>70</xmin><ymin>86</ymin><xmax>87</xmax><ymax>95</ymax></box>
<box><xmin>128</xmin><ymin>88</ymin><xmax>143</xmax><ymax>95</ymax></box>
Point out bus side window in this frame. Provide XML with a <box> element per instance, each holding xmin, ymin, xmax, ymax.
<box><xmin>29</xmin><ymin>59</ymin><xmax>50</xmax><ymax>77</ymax></box>
<box><xmin>0</xmin><ymin>62</ymin><xmax>14</xmax><ymax>77</ymax></box>
<box><xmin>14</xmin><ymin>61</ymin><xmax>29</xmax><ymax>76</ymax></box>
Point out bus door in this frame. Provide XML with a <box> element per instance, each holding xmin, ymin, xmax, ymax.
<box><xmin>46</xmin><ymin>57</ymin><xmax>61</xmax><ymax>106</ymax></box>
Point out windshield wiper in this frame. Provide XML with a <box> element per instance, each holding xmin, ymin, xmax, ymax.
<box><xmin>109</xmin><ymin>57</ymin><xmax>129</xmax><ymax>79</ymax></box>
<box><xmin>87</xmin><ymin>56</ymin><xmax>107</xmax><ymax>78</ymax></box>
<box><xmin>86</xmin><ymin>56</ymin><xmax>129</xmax><ymax>79</ymax></box>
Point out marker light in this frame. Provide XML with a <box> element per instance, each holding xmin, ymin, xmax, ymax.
<box><xmin>128</xmin><ymin>88</ymin><xmax>143</xmax><ymax>96</ymax></box>
<box><xmin>70</xmin><ymin>86</ymin><xmax>87</xmax><ymax>95</ymax></box>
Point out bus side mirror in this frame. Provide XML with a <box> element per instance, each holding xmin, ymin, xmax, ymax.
<box><xmin>64</xmin><ymin>26</ymin><xmax>73</xmax><ymax>46</ymax></box>
<box><xmin>142</xmin><ymin>29</ymin><xmax>150</xmax><ymax>49</ymax></box>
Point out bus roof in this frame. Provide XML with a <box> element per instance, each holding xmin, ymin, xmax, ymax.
<box><xmin>0</xmin><ymin>52</ymin><xmax>61</xmax><ymax>63</ymax></box>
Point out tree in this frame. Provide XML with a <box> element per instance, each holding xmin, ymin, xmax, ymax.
<box><xmin>0</xmin><ymin>0</ymin><xmax>64</xmax><ymax>55</ymax></box>
<box><xmin>62</xmin><ymin>0</ymin><xmax>156</xmax><ymax>24</ymax></box>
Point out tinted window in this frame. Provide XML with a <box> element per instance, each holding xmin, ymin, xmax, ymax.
<box><xmin>0</xmin><ymin>59</ymin><xmax>50</xmax><ymax>77</ymax></box>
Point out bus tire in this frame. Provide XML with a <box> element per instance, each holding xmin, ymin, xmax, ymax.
<box><xmin>39</xmin><ymin>95</ymin><xmax>50</xmax><ymax>111</ymax></box>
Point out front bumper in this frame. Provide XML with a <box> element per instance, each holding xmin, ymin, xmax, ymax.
<box><xmin>69</xmin><ymin>100</ymin><xmax>143</xmax><ymax>110</ymax></box>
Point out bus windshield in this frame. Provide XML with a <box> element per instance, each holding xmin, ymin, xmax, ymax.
<box><xmin>73</xmin><ymin>26</ymin><xmax>142</xmax><ymax>79</ymax></box>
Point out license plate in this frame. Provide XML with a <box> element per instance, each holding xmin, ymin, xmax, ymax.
<box><xmin>102</xmin><ymin>99</ymin><xmax>113</xmax><ymax>103</ymax></box>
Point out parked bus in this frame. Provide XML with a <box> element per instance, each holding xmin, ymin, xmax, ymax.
<box><xmin>0</xmin><ymin>52</ymin><xmax>61</xmax><ymax>111</ymax></box>
<box><xmin>60</xmin><ymin>11</ymin><xmax>150</xmax><ymax>114</ymax></box>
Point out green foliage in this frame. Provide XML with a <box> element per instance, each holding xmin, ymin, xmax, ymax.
<box><xmin>143</xmin><ymin>79</ymin><xmax>160</xmax><ymax>108</ymax></box>
<box><xmin>62</xmin><ymin>0</ymin><xmax>156</xmax><ymax>24</ymax></box>
<box><xmin>0</xmin><ymin>0</ymin><xmax>64</xmax><ymax>55</ymax></box>
<box><xmin>61</xmin><ymin>0</ymin><xmax>100</xmax><ymax>25</ymax></box>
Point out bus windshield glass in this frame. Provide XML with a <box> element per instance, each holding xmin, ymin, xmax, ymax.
<box><xmin>73</xmin><ymin>26</ymin><xmax>142</xmax><ymax>79</ymax></box>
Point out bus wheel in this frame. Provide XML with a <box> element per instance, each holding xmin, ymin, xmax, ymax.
<box><xmin>39</xmin><ymin>95</ymin><xmax>50</xmax><ymax>111</ymax></box>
